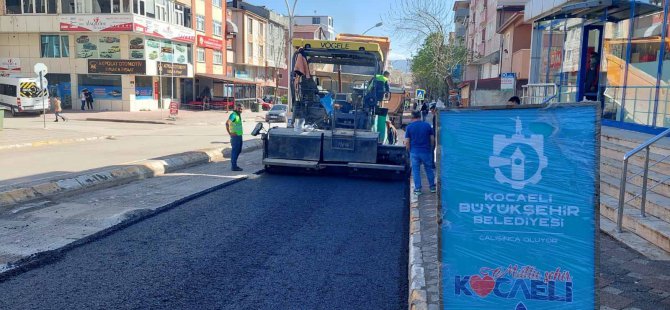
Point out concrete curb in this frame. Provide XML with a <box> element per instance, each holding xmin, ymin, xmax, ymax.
<box><xmin>0</xmin><ymin>136</ymin><xmax>114</xmax><ymax>151</ymax></box>
<box><xmin>0</xmin><ymin>139</ymin><xmax>263</xmax><ymax>209</ymax></box>
<box><xmin>409</xmin><ymin>199</ymin><xmax>429</xmax><ymax>310</ymax></box>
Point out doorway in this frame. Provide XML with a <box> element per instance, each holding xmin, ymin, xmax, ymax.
<box><xmin>577</xmin><ymin>24</ymin><xmax>604</xmax><ymax>104</ymax></box>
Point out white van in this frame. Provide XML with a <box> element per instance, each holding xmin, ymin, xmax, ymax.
<box><xmin>0</xmin><ymin>76</ymin><xmax>50</xmax><ymax>115</ymax></box>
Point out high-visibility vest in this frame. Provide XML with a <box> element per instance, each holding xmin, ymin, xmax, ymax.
<box><xmin>229</xmin><ymin>112</ymin><xmax>243</xmax><ymax>135</ymax></box>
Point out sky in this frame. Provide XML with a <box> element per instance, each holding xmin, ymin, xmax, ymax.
<box><xmin>246</xmin><ymin>0</ymin><xmax>415</xmax><ymax>61</ymax></box>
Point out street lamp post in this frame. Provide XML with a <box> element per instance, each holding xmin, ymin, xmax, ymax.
<box><xmin>284</xmin><ymin>0</ymin><xmax>297</xmax><ymax>125</ymax></box>
<box><xmin>362</xmin><ymin>22</ymin><xmax>383</xmax><ymax>35</ymax></box>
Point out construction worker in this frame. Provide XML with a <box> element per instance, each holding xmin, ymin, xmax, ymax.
<box><xmin>226</xmin><ymin>103</ymin><xmax>244</xmax><ymax>171</ymax></box>
<box><xmin>365</xmin><ymin>71</ymin><xmax>390</xmax><ymax>108</ymax></box>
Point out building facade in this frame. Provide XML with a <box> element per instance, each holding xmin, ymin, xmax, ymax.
<box><xmin>0</xmin><ymin>0</ymin><xmax>214</xmax><ymax>111</ymax></box>
<box><xmin>294</xmin><ymin>15</ymin><xmax>334</xmax><ymax>40</ymax></box>
<box><xmin>524</xmin><ymin>0</ymin><xmax>668</xmax><ymax>131</ymax></box>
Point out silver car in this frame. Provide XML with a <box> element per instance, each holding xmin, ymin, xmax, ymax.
<box><xmin>265</xmin><ymin>104</ymin><xmax>288</xmax><ymax>123</ymax></box>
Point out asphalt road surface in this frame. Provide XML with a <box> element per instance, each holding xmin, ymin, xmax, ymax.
<box><xmin>0</xmin><ymin>173</ymin><xmax>409</xmax><ymax>309</ymax></box>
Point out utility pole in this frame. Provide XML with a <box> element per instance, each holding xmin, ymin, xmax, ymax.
<box><xmin>284</xmin><ymin>0</ymin><xmax>297</xmax><ymax>125</ymax></box>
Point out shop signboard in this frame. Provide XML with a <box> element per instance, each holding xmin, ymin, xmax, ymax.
<box><xmin>439</xmin><ymin>104</ymin><xmax>599</xmax><ymax>310</ymax></box>
<box><xmin>0</xmin><ymin>58</ymin><xmax>21</xmax><ymax>72</ymax></box>
<box><xmin>60</xmin><ymin>15</ymin><xmax>133</xmax><ymax>32</ymax></box>
<box><xmin>133</xmin><ymin>15</ymin><xmax>195</xmax><ymax>43</ymax></box>
<box><xmin>197</xmin><ymin>35</ymin><xmax>223</xmax><ymax>50</ymax></box>
<box><xmin>78</xmin><ymin>85</ymin><xmax>122</xmax><ymax>100</ymax></box>
<box><xmin>88</xmin><ymin>59</ymin><xmax>146</xmax><ymax>75</ymax></box>
<box><xmin>158</xmin><ymin>62</ymin><xmax>188</xmax><ymax>77</ymax></box>
<box><xmin>501</xmin><ymin>73</ymin><xmax>516</xmax><ymax>90</ymax></box>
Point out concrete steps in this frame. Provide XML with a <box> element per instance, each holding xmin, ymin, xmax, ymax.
<box><xmin>599</xmin><ymin>127</ymin><xmax>670</xmax><ymax>258</ymax></box>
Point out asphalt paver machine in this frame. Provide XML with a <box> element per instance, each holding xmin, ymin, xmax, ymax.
<box><xmin>253</xmin><ymin>39</ymin><xmax>408</xmax><ymax>178</ymax></box>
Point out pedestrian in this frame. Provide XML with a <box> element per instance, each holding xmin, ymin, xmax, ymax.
<box><xmin>584</xmin><ymin>52</ymin><xmax>600</xmax><ymax>101</ymax></box>
<box><xmin>85</xmin><ymin>90</ymin><xmax>94</xmax><ymax>110</ymax></box>
<box><xmin>386</xmin><ymin>120</ymin><xmax>398</xmax><ymax>145</ymax></box>
<box><xmin>420</xmin><ymin>100</ymin><xmax>429</xmax><ymax>121</ymax></box>
<box><xmin>405</xmin><ymin>111</ymin><xmax>436</xmax><ymax>195</ymax></box>
<box><xmin>80</xmin><ymin>89</ymin><xmax>87</xmax><ymax>110</ymax></box>
<box><xmin>507</xmin><ymin>96</ymin><xmax>521</xmax><ymax>105</ymax></box>
<box><xmin>52</xmin><ymin>96</ymin><xmax>66</xmax><ymax>122</ymax></box>
<box><xmin>427</xmin><ymin>104</ymin><xmax>437</xmax><ymax>132</ymax></box>
<box><xmin>226</xmin><ymin>103</ymin><xmax>244</xmax><ymax>171</ymax></box>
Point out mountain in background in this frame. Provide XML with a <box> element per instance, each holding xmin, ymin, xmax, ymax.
<box><xmin>389</xmin><ymin>60</ymin><xmax>410</xmax><ymax>73</ymax></box>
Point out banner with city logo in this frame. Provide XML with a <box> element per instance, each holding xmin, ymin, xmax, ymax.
<box><xmin>438</xmin><ymin>104</ymin><xmax>599</xmax><ymax>309</ymax></box>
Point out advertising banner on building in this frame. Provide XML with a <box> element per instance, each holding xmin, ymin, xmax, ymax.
<box><xmin>197</xmin><ymin>35</ymin><xmax>223</xmax><ymax>50</ymax></box>
<box><xmin>439</xmin><ymin>104</ymin><xmax>599</xmax><ymax>310</ymax></box>
<box><xmin>0</xmin><ymin>58</ymin><xmax>21</xmax><ymax>73</ymax></box>
<box><xmin>501</xmin><ymin>73</ymin><xmax>516</xmax><ymax>90</ymax></box>
<box><xmin>133</xmin><ymin>16</ymin><xmax>195</xmax><ymax>43</ymax></box>
<box><xmin>60</xmin><ymin>15</ymin><xmax>134</xmax><ymax>32</ymax></box>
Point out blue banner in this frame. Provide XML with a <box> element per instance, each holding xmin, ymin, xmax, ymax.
<box><xmin>135</xmin><ymin>87</ymin><xmax>153</xmax><ymax>99</ymax></box>
<box><xmin>439</xmin><ymin>105</ymin><xmax>598</xmax><ymax>310</ymax></box>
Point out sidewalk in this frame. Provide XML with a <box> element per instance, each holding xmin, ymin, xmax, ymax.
<box><xmin>410</xmin><ymin>169</ymin><xmax>670</xmax><ymax>310</ymax></box>
<box><xmin>0</xmin><ymin>148</ymin><xmax>264</xmax><ymax>275</ymax></box>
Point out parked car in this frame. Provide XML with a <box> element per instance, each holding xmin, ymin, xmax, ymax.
<box><xmin>76</xmin><ymin>36</ymin><xmax>89</xmax><ymax>43</ymax></box>
<box><xmin>83</xmin><ymin>42</ymin><xmax>97</xmax><ymax>50</ymax></box>
<box><xmin>148</xmin><ymin>51</ymin><xmax>158</xmax><ymax>60</ymax></box>
<box><xmin>78</xmin><ymin>50</ymin><xmax>93</xmax><ymax>58</ymax></box>
<box><xmin>265</xmin><ymin>104</ymin><xmax>287</xmax><ymax>123</ymax></box>
<box><xmin>131</xmin><ymin>50</ymin><xmax>144</xmax><ymax>58</ymax></box>
<box><xmin>100</xmin><ymin>52</ymin><xmax>113</xmax><ymax>58</ymax></box>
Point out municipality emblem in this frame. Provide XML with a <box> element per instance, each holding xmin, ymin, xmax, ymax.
<box><xmin>489</xmin><ymin>117</ymin><xmax>547</xmax><ymax>189</ymax></box>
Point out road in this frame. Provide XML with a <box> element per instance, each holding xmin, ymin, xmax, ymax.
<box><xmin>0</xmin><ymin>173</ymin><xmax>409</xmax><ymax>309</ymax></box>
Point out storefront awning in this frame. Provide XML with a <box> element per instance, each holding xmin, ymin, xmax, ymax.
<box><xmin>196</xmin><ymin>73</ymin><xmax>258</xmax><ymax>85</ymax></box>
<box><xmin>537</xmin><ymin>0</ymin><xmax>663</xmax><ymax>23</ymax></box>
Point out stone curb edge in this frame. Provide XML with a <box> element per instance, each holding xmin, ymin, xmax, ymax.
<box><xmin>0</xmin><ymin>139</ymin><xmax>263</xmax><ymax>209</ymax></box>
<box><xmin>0</xmin><ymin>136</ymin><xmax>114</xmax><ymax>151</ymax></box>
<box><xmin>85</xmin><ymin>118</ymin><xmax>172</xmax><ymax>125</ymax></box>
<box><xmin>409</xmin><ymin>199</ymin><xmax>428</xmax><ymax>310</ymax></box>
<box><xmin>0</xmin><ymin>170</ymin><xmax>264</xmax><ymax>279</ymax></box>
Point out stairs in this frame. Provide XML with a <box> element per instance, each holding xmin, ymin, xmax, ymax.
<box><xmin>599</xmin><ymin>126</ymin><xmax>670</xmax><ymax>260</ymax></box>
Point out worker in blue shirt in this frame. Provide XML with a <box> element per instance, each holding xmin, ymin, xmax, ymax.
<box><xmin>405</xmin><ymin>111</ymin><xmax>436</xmax><ymax>195</ymax></box>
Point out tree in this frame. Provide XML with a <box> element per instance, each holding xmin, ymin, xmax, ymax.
<box><xmin>385</xmin><ymin>0</ymin><xmax>468</xmax><ymax>99</ymax></box>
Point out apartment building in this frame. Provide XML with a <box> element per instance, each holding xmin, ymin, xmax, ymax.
<box><xmin>0</xmin><ymin>0</ymin><xmax>211</xmax><ymax>111</ymax></box>
<box><xmin>226</xmin><ymin>0</ymin><xmax>288</xmax><ymax>99</ymax></box>
<box><xmin>191</xmin><ymin>0</ymin><xmax>229</xmax><ymax>102</ymax></box>
<box><xmin>294</xmin><ymin>15</ymin><xmax>334</xmax><ymax>40</ymax></box>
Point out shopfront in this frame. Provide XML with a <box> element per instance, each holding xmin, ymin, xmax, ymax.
<box><xmin>527</xmin><ymin>0</ymin><xmax>668</xmax><ymax>131</ymax></box>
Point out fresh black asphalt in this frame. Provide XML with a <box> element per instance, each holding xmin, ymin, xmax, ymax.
<box><xmin>0</xmin><ymin>174</ymin><xmax>409</xmax><ymax>309</ymax></box>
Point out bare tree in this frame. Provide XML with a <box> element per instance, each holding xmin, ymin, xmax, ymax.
<box><xmin>385</xmin><ymin>0</ymin><xmax>467</xmax><ymax>97</ymax></box>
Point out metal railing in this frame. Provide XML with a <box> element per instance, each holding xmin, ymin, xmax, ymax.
<box><xmin>617</xmin><ymin>128</ymin><xmax>670</xmax><ymax>232</ymax></box>
<box><xmin>521</xmin><ymin>83</ymin><xmax>558</xmax><ymax>105</ymax></box>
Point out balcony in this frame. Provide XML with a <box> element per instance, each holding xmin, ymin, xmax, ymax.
<box><xmin>455</xmin><ymin>8</ymin><xmax>469</xmax><ymax>21</ymax></box>
<box><xmin>511</xmin><ymin>49</ymin><xmax>530</xmax><ymax>80</ymax></box>
<box><xmin>455</xmin><ymin>25</ymin><xmax>466</xmax><ymax>37</ymax></box>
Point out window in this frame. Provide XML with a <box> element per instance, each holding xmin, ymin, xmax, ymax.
<box><xmin>135</xmin><ymin>76</ymin><xmax>153</xmax><ymax>99</ymax></box>
<box><xmin>213</xmin><ymin>51</ymin><xmax>222</xmax><ymax>64</ymax></box>
<box><xmin>78</xmin><ymin>74</ymin><xmax>121</xmax><ymax>100</ymax></box>
<box><xmin>481</xmin><ymin>29</ymin><xmax>486</xmax><ymax>43</ymax></box>
<box><xmin>248</xmin><ymin>18</ymin><xmax>253</xmax><ymax>34</ymax></box>
<box><xmin>213</xmin><ymin>21</ymin><xmax>222</xmax><ymax>37</ymax></box>
<box><xmin>184</xmin><ymin>7</ymin><xmax>192</xmax><ymax>28</ymax></box>
<box><xmin>312</xmin><ymin>17</ymin><xmax>320</xmax><ymax>25</ymax></box>
<box><xmin>41</xmin><ymin>35</ymin><xmax>69</xmax><ymax>58</ymax></box>
<box><xmin>212</xmin><ymin>0</ymin><xmax>220</xmax><ymax>8</ymax></box>
<box><xmin>155</xmin><ymin>0</ymin><xmax>167</xmax><ymax>21</ymax></box>
<box><xmin>197</xmin><ymin>48</ymin><xmax>205</xmax><ymax>62</ymax></box>
<box><xmin>174</xmin><ymin>4</ymin><xmax>184</xmax><ymax>26</ymax></box>
<box><xmin>196</xmin><ymin>15</ymin><xmax>205</xmax><ymax>32</ymax></box>
<box><xmin>259</xmin><ymin>25</ymin><xmax>264</xmax><ymax>37</ymax></box>
<box><xmin>133</xmin><ymin>0</ymin><xmax>146</xmax><ymax>15</ymax></box>
<box><xmin>248</xmin><ymin>42</ymin><xmax>253</xmax><ymax>58</ymax></box>
<box><xmin>0</xmin><ymin>84</ymin><xmax>18</xmax><ymax>97</ymax></box>
<box><xmin>259</xmin><ymin>45</ymin><xmax>263</xmax><ymax>58</ymax></box>
<box><xmin>6</xmin><ymin>0</ymin><xmax>21</xmax><ymax>14</ymax></box>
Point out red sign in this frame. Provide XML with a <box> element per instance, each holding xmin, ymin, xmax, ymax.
<box><xmin>153</xmin><ymin>81</ymin><xmax>159</xmax><ymax>100</ymax></box>
<box><xmin>197</xmin><ymin>35</ymin><xmax>223</xmax><ymax>50</ymax></box>
<box><xmin>169</xmin><ymin>101</ymin><xmax>179</xmax><ymax>117</ymax></box>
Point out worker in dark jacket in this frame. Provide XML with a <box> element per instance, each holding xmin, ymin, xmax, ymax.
<box><xmin>365</xmin><ymin>71</ymin><xmax>390</xmax><ymax>109</ymax></box>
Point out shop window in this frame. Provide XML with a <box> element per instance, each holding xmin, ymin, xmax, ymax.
<box><xmin>41</xmin><ymin>35</ymin><xmax>69</xmax><ymax>58</ymax></box>
<box><xmin>213</xmin><ymin>51</ymin><xmax>222</xmax><ymax>64</ymax></box>
<box><xmin>135</xmin><ymin>76</ymin><xmax>153</xmax><ymax>99</ymax></box>
<box><xmin>75</xmin><ymin>35</ymin><xmax>121</xmax><ymax>59</ymax></box>
<box><xmin>213</xmin><ymin>21</ymin><xmax>222</xmax><ymax>37</ymax></box>
<box><xmin>78</xmin><ymin>74</ymin><xmax>121</xmax><ymax>100</ymax></box>
<box><xmin>129</xmin><ymin>36</ymin><xmax>145</xmax><ymax>59</ymax></box>
<box><xmin>196</xmin><ymin>15</ymin><xmax>205</xmax><ymax>32</ymax></box>
<box><xmin>197</xmin><ymin>48</ymin><xmax>205</xmax><ymax>63</ymax></box>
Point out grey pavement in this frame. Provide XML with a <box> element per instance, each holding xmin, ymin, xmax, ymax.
<box><xmin>0</xmin><ymin>110</ymin><xmax>278</xmax><ymax>188</ymax></box>
<box><xmin>0</xmin><ymin>148</ymin><xmax>263</xmax><ymax>271</ymax></box>
<box><xmin>0</xmin><ymin>165</ymin><xmax>409</xmax><ymax>309</ymax></box>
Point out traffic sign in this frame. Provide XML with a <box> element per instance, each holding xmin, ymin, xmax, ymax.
<box><xmin>416</xmin><ymin>89</ymin><xmax>425</xmax><ymax>100</ymax></box>
<box><xmin>34</xmin><ymin>63</ymin><xmax>48</xmax><ymax>76</ymax></box>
